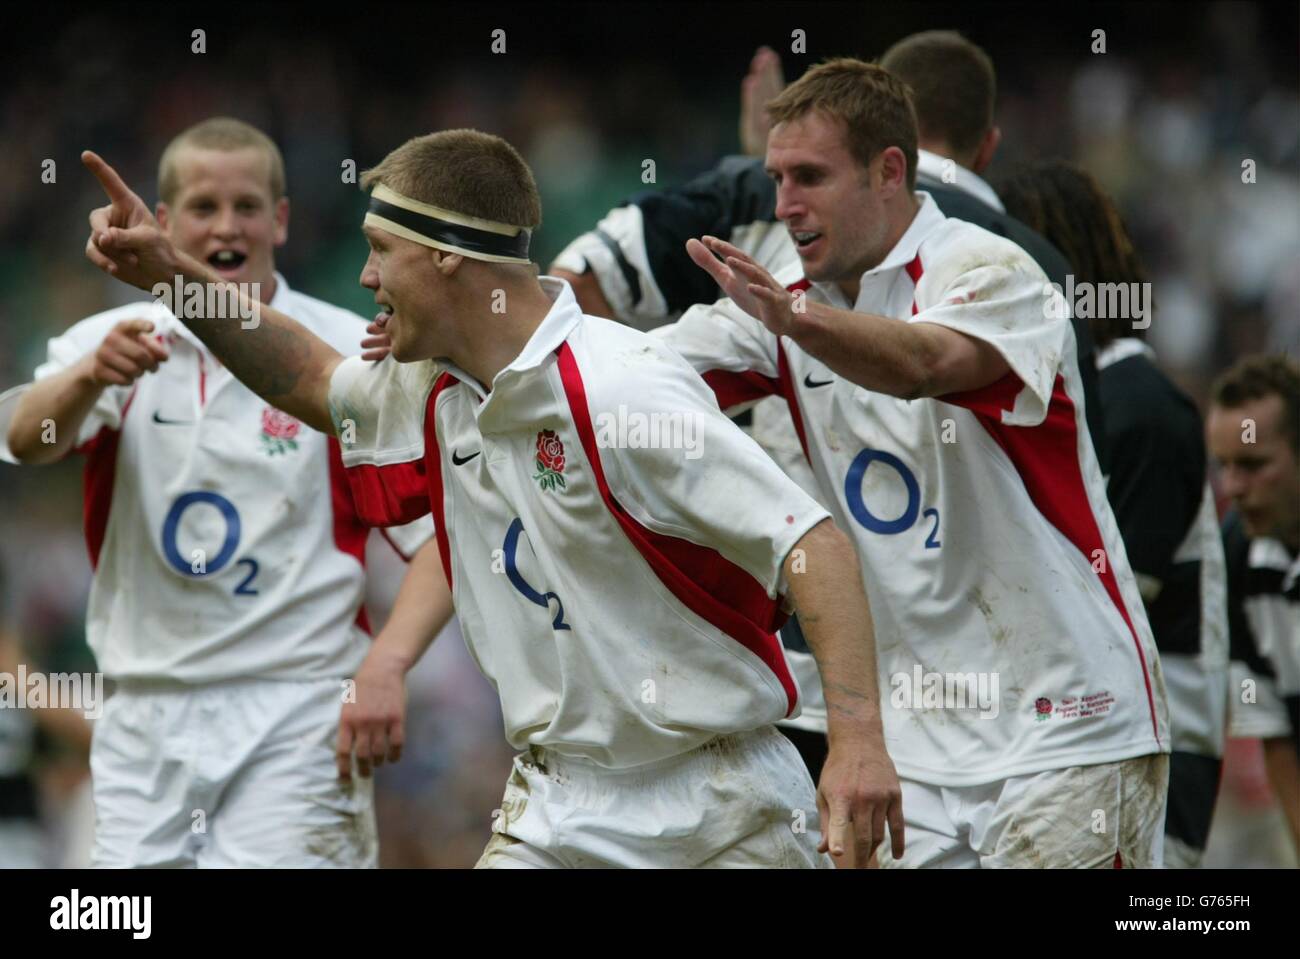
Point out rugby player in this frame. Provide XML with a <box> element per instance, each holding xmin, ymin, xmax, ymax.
<box><xmin>1</xmin><ymin>118</ymin><xmax>439</xmax><ymax>867</ymax></box>
<box><xmin>658</xmin><ymin>59</ymin><xmax>1170</xmax><ymax>868</ymax></box>
<box><xmin>1207</xmin><ymin>355</ymin><xmax>1300</xmax><ymax>856</ymax></box>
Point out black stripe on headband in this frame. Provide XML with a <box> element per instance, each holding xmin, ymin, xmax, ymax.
<box><xmin>368</xmin><ymin>196</ymin><xmax>531</xmax><ymax>261</ymax></box>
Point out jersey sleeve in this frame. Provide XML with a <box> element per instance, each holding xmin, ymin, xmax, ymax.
<box><xmin>919</xmin><ymin>232</ymin><xmax>1067</xmax><ymax>428</ymax></box>
<box><xmin>550</xmin><ymin>155</ymin><xmax>777</xmax><ymax>328</ymax></box>
<box><xmin>328</xmin><ymin>355</ymin><xmax>438</xmax><ymax>528</ymax></box>
<box><xmin>650</xmin><ymin>296</ymin><xmax>783</xmax><ymax>415</ymax></box>
<box><xmin>590</xmin><ymin>336</ymin><xmax>830</xmax><ymax>600</ymax></box>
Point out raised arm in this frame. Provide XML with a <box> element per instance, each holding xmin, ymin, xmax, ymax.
<box><xmin>784</xmin><ymin>518</ymin><xmax>903</xmax><ymax>867</ymax></box>
<box><xmin>688</xmin><ymin>235</ymin><xmax>1012</xmax><ymax>399</ymax></box>
<box><xmin>80</xmin><ymin>152</ymin><xmax>341</xmax><ymax>434</ymax></box>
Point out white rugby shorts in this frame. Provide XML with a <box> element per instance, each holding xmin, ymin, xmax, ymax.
<box><xmin>476</xmin><ymin>724</ymin><xmax>832</xmax><ymax>868</ymax></box>
<box><xmin>91</xmin><ymin>676</ymin><xmax>376</xmax><ymax>868</ymax></box>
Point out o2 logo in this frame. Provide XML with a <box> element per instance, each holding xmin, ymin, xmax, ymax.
<box><xmin>843</xmin><ymin>448</ymin><xmax>941</xmax><ymax>549</ymax></box>
<box><xmin>160</xmin><ymin>491</ymin><xmax>260</xmax><ymax>594</ymax></box>
<box><xmin>502</xmin><ymin>518</ymin><xmax>570</xmax><ymax>630</ymax></box>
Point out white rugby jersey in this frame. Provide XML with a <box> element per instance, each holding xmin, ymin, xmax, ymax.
<box><xmin>327</xmin><ymin>277</ymin><xmax>830</xmax><ymax>768</ymax></box>
<box><xmin>0</xmin><ymin>274</ymin><xmax>433</xmax><ymax>683</ymax></box>
<box><xmin>655</xmin><ymin>192</ymin><xmax>1170</xmax><ymax>785</ymax></box>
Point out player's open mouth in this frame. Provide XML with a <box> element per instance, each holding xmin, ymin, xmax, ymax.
<box><xmin>376</xmin><ymin>304</ymin><xmax>394</xmax><ymax>324</ymax></box>
<box><xmin>208</xmin><ymin>250</ymin><xmax>247</xmax><ymax>276</ymax></box>
<box><xmin>792</xmin><ymin>231</ymin><xmax>823</xmax><ymax>253</ymax></box>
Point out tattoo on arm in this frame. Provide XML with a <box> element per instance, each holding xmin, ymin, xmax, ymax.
<box><xmin>193</xmin><ymin>315</ymin><xmax>313</xmax><ymax>402</ymax></box>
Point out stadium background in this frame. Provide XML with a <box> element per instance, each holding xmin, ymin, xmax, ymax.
<box><xmin>0</xmin><ymin>0</ymin><xmax>1295</xmax><ymax>867</ymax></box>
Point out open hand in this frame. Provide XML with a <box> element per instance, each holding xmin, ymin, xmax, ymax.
<box><xmin>687</xmin><ymin>234</ymin><xmax>804</xmax><ymax>337</ymax></box>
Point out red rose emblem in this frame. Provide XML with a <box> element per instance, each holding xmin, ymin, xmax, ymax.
<box><xmin>536</xmin><ymin>430</ymin><xmax>565</xmax><ymax>473</ymax></box>
<box><xmin>262</xmin><ymin>407</ymin><xmax>301</xmax><ymax>440</ymax></box>
<box><xmin>533</xmin><ymin>430</ymin><xmax>567</xmax><ymax>492</ymax></box>
<box><xmin>1035</xmin><ymin>697</ymin><xmax>1052</xmax><ymax>716</ymax></box>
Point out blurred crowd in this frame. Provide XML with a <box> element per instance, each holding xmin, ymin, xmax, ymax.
<box><xmin>0</xmin><ymin>3</ymin><xmax>1295</xmax><ymax>867</ymax></box>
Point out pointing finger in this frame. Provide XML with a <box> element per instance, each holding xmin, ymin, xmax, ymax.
<box><xmin>81</xmin><ymin>151</ymin><xmax>140</xmax><ymax>209</ymax></box>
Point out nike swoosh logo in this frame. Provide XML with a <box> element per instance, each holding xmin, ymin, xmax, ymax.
<box><xmin>152</xmin><ymin>411</ymin><xmax>192</xmax><ymax>425</ymax></box>
<box><xmin>803</xmin><ymin>373</ymin><xmax>834</xmax><ymax>388</ymax></box>
<box><xmin>452</xmin><ymin>449</ymin><xmax>481</xmax><ymax>466</ymax></box>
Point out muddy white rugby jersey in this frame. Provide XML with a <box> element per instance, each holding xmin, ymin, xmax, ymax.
<box><xmin>655</xmin><ymin>192</ymin><xmax>1169</xmax><ymax>785</ymax></box>
<box><xmin>0</xmin><ymin>274</ymin><xmax>433</xmax><ymax>683</ymax></box>
<box><xmin>327</xmin><ymin>277</ymin><xmax>830</xmax><ymax>768</ymax></box>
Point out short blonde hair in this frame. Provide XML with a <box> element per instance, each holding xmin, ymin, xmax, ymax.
<box><xmin>767</xmin><ymin>58</ymin><xmax>918</xmax><ymax>191</ymax></box>
<box><xmin>361</xmin><ymin>129</ymin><xmax>541</xmax><ymax>230</ymax></box>
<box><xmin>157</xmin><ymin>117</ymin><xmax>286</xmax><ymax>204</ymax></box>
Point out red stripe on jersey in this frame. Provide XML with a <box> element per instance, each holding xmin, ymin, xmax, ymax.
<box><xmin>780</xmin><ymin>279</ymin><xmax>814</xmax><ymax>463</ymax></box>
<box><xmin>776</xmin><ymin>341</ymin><xmax>812</xmax><ymax>464</ymax></box>
<box><xmin>905</xmin><ymin>254</ymin><xmax>923</xmax><ymax>316</ymax></box>
<box><xmin>940</xmin><ymin>371</ymin><xmax>1161</xmax><ymax>743</ymax></box>
<box><xmin>341</xmin><ymin>458</ymin><xmax>430</xmax><ymax>528</ymax></box>
<box><xmin>698</xmin><ymin>280</ymin><xmax>813</xmax><ymax>466</ymax></box>
<box><xmin>424</xmin><ymin>373</ymin><xmax>458</xmax><ymax>590</ymax></box>
<box><xmin>80</xmin><ymin>386</ymin><xmax>137</xmax><ymax>570</ymax></box>
<box><xmin>82</xmin><ymin>428</ymin><xmax>120</xmax><ymax>571</ymax></box>
<box><xmin>700</xmin><ymin>369</ymin><xmax>781</xmax><ymax>408</ymax></box>
<box><xmin>556</xmin><ymin>343</ymin><xmax>798</xmax><ymax>717</ymax></box>
<box><xmin>328</xmin><ymin>437</ymin><xmax>373</xmax><ymax>635</ymax></box>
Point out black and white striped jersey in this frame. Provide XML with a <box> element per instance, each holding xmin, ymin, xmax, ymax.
<box><xmin>1224</xmin><ymin>511</ymin><xmax>1300</xmax><ymax>757</ymax></box>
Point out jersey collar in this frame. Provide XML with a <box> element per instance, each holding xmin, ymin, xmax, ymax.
<box><xmin>916</xmin><ymin>148</ymin><xmax>1006</xmax><ymax>213</ymax></box>
<box><xmin>1096</xmin><ymin>337</ymin><xmax>1156</xmax><ymax>370</ymax></box>
<box><xmin>501</xmin><ymin>275</ymin><xmax>582</xmax><ymax>374</ymax></box>
<box><xmin>437</xmin><ymin>276</ymin><xmax>583</xmax><ymax>403</ymax></box>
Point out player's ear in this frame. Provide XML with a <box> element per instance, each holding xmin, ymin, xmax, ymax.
<box><xmin>878</xmin><ymin>146</ymin><xmax>909</xmax><ymax>198</ymax></box>
<box><xmin>432</xmin><ymin>249</ymin><xmax>464</xmax><ymax>276</ymax></box>
<box><xmin>155</xmin><ymin>202</ymin><xmax>169</xmax><ymax>232</ymax></box>
<box><xmin>971</xmin><ymin>127</ymin><xmax>1001</xmax><ymax>175</ymax></box>
<box><xmin>273</xmin><ymin>196</ymin><xmax>290</xmax><ymax>247</ymax></box>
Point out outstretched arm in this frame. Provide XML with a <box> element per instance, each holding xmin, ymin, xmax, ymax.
<box><xmin>688</xmin><ymin>235</ymin><xmax>1011</xmax><ymax>400</ymax></box>
<box><xmin>80</xmin><ymin>151</ymin><xmax>341</xmax><ymax>434</ymax></box>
